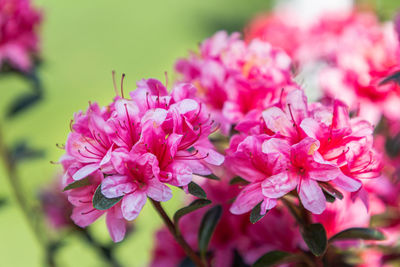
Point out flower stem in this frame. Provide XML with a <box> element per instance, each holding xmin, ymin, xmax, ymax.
<box><xmin>0</xmin><ymin>124</ymin><xmax>55</xmax><ymax>266</ymax></box>
<box><xmin>150</xmin><ymin>199</ymin><xmax>206</xmax><ymax>267</ymax></box>
<box><xmin>80</xmin><ymin>228</ymin><xmax>123</xmax><ymax>267</ymax></box>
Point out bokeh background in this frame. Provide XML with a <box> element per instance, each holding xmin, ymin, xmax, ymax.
<box><xmin>0</xmin><ymin>0</ymin><xmax>398</xmax><ymax>266</ymax></box>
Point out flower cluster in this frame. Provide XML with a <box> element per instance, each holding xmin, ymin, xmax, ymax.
<box><xmin>246</xmin><ymin>10</ymin><xmax>400</xmax><ymax>124</ymax></box>
<box><xmin>0</xmin><ymin>0</ymin><xmax>42</xmax><ymax>71</ymax></box>
<box><xmin>227</xmin><ymin>89</ymin><xmax>381</xmax><ymax>215</ymax></box>
<box><xmin>175</xmin><ymin>31</ymin><xmax>299</xmax><ymax>134</ymax></box>
<box><xmin>61</xmin><ymin>78</ymin><xmax>223</xmax><ymax>242</ymax></box>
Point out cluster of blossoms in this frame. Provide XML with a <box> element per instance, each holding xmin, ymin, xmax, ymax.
<box><xmin>61</xmin><ymin>78</ymin><xmax>223</xmax><ymax>242</ymax></box>
<box><xmin>52</xmin><ymin>2</ymin><xmax>400</xmax><ymax>266</ymax></box>
<box><xmin>246</xmin><ymin>9</ymin><xmax>400</xmax><ymax>124</ymax></box>
<box><xmin>226</xmin><ymin>89</ymin><xmax>381</xmax><ymax>214</ymax></box>
<box><xmin>175</xmin><ymin>31</ymin><xmax>299</xmax><ymax>134</ymax></box>
<box><xmin>0</xmin><ymin>0</ymin><xmax>41</xmax><ymax>71</ymax></box>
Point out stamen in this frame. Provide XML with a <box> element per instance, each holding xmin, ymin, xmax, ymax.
<box><xmin>112</xmin><ymin>70</ymin><xmax>119</xmax><ymax>96</ymax></box>
<box><xmin>164</xmin><ymin>71</ymin><xmax>169</xmax><ymax>89</ymax></box>
<box><xmin>69</xmin><ymin>119</ymin><xmax>74</xmax><ymax>131</ymax></box>
<box><xmin>287</xmin><ymin>104</ymin><xmax>301</xmax><ymax>138</ymax></box>
<box><xmin>56</xmin><ymin>143</ymin><xmax>65</xmax><ymax>149</ymax></box>
<box><xmin>78</xmin><ymin>149</ymin><xmax>99</xmax><ymax>160</ymax></box>
<box><xmin>81</xmin><ymin>208</ymin><xmax>97</xmax><ymax>215</ymax></box>
<box><xmin>146</xmin><ymin>92</ymin><xmax>151</xmax><ymax>109</ymax></box>
<box><xmin>120</xmin><ymin>73</ymin><xmax>126</xmax><ymax>98</ymax></box>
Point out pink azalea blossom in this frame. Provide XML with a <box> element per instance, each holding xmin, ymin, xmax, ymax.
<box><xmin>175</xmin><ymin>31</ymin><xmax>299</xmax><ymax>134</ymax></box>
<box><xmin>227</xmin><ymin>89</ymin><xmax>381</xmax><ymax>215</ymax></box>
<box><xmin>0</xmin><ymin>0</ymin><xmax>42</xmax><ymax>71</ymax></box>
<box><xmin>61</xmin><ymin>78</ymin><xmax>223</xmax><ymax>241</ymax></box>
<box><xmin>39</xmin><ymin>175</ymin><xmax>72</xmax><ymax>230</ymax></box>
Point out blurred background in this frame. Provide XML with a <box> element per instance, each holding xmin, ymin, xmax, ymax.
<box><xmin>0</xmin><ymin>0</ymin><xmax>398</xmax><ymax>266</ymax></box>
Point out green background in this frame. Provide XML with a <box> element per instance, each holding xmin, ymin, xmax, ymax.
<box><xmin>0</xmin><ymin>0</ymin><xmax>397</xmax><ymax>266</ymax></box>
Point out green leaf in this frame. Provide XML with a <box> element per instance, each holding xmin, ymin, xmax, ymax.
<box><xmin>198</xmin><ymin>205</ymin><xmax>222</xmax><ymax>257</ymax></box>
<box><xmin>252</xmin><ymin>251</ymin><xmax>292</xmax><ymax>267</ymax></box>
<box><xmin>379</xmin><ymin>70</ymin><xmax>400</xmax><ymax>86</ymax></box>
<box><xmin>320</xmin><ymin>183</ymin><xmax>343</xmax><ymax>201</ymax></box>
<box><xmin>229</xmin><ymin>176</ymin><xmax>250</xmax><ymax>186</ymax></box>
<box><xmin>179</xmin><ymin>257</ymin><xmax>195</xmax><ymax>267</ymax></box>
<box><xmin>173</xmin><ymin>199</ymin><xmax>212</xmax><ymax>228</ymax></box>
<box><xmin>0</xmin><ymin>197</ymin><xmax>7</xmax><ymax>209</ymax></box>
<box><xmin>329</xmin><ymin>227</ymin><xmax>385</xmax><ymax>242</ymax></box>
<box><xmin>188</xmin><ymin>182</ymin><xmax>207</xmax><ymax>199</ymax></box>
<box><xmin>301</xmin><ymin>223</ymin><xmax>327</xmax><ymax>257</ymax></box>
<box><xmin>202</xmin><ymin>174</ymin><xmax>220</xmax><ymax>180</ymax></box>
<box><xmin>250</xmin><ymin>202</ymin><xmax>266</xmax><ymax>224</ymax></box>
<box><xmin>92</xmin><ymin>185</ymin><xmax>123</xmax><ymax>210</ymax></box>
<box><xmin>63</xmin><ymin>177</ymin><xmax>91</xmax><ymax>191</ymax></box>
<box><xmin>323</xmin><ymin>191</ymin><xmax>336</xmax><ymax>203</ymax></box>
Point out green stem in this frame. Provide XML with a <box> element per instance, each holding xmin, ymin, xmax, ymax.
<box><xmin>0</xmin><ymin>124</ymin><xmax>55</xmax><ymax>266</ymax></box>
<box><xmin>151</xmin><ymin>199</ymin><xmax>206</xmax><ymax>267</ymax></box>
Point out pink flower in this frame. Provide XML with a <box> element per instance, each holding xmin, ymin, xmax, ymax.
<box><xmin>103</xmin><ymin>152</ymin><xmax>172</xmax><ymax>221</ymax></box>
<box><xmin>39</xmin><ymin>175</ymin><xmax>72</xmax><ymax>230</ymax></box>
<box><xmin>227</xmin><ymin>89</ymin><xmax>381</xmax><ymax>215</ymax></box>
<box><xmin>245</xmin><ymin>9</ymin><xmax>400</xmax><ymax>124</ymax></box>
<box><xmin>0</xmin><ymin>0</ymin><xmax>42</xmax><ymax>71</ymax></box>
<box><xmin>175</xmin><ymin>31</ymin><xmax>298</xmax><ymax>134</ymax></box>
<box><xmin>61</xmin><ymin>157</ymin><xmax>127</xmax><ymax>242</ymax></box>
<box><xmin>312</xmin><ymin>193</ymin><xmax>370</xmax><ymax>241</ymax></box>
<box><xmin>61</xmin><ymin>78</ymin><xmax>223</xmax><ymax>241</ymax></box>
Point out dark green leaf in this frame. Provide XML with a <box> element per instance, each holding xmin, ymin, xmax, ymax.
<box><xmin>230</xmin><ymin>176</ymin><xmax>250</xmax><ymax>186</ymax></box>
<box><xmin>173</xmin><ymin>199</ymin><xmax>212</xmax><ymax>228</ymax></box>
<box><xmin>11</xmin><ymin>141</ymin><xmax>44</xmax><ymax>163</ymax></box>
<box><xmin>323</xmin><ymin>191</ymin><xmax>336</xmax><ymax>203</ymax></box>
<box><xmin>63</xmin><ymin>177</ymin><xmax>91</xmax><ymax>191</ymax></box>
<box><xmin>250</xmin><ymin>202</ymin><xmax>266</xmax><ymax>224</ymax></box>
<box><xmin>188</xmin><ymin>182</ymin><xmax>207</xmax><ymax>199</ymax></box>
<box><xmin>329</xmin><ymin>227</ymin><xmax>385</xmax><ymax>242</ymax></box>
<box><xmin>379</xmin><ymin>71</ymin><xmax>400</xmax><ymax>86</ymax></box>
<box><xmin>7</xmin><ymin>92</ymin><xmax>42</xmax><ymax>117</ymax></box>
<box><xmin>385</xmin><ymin>133</ymin><xmax>400</xmax><ymax>158</ymax></box>
<box><xmin>198</xmin><ymin>205</ymin><xmax>222</xmax><ymax>257</ymax></box>
<box><xmin>92</xmin><ymin>185</ymin><xmax>123</xmax><ymax>210</ymax></box>
<box><xmin>179</xmin><ymin>257</ymin><xmax>195</xmax><ymax>267</ymax></box>
<box><xmin>202</xmin><ymin>174</ymin><xmax>220</xmax><ymax>180</ymax></box>
<box><xmin>320</xmin><ymin>183</ymin><xmax>343</xmax><ymax>200</ymax></box>
<box><xmin>0</xmin><ymin>197</ymin><xmax>7</xmax><ymax>209</ymax></box>
<box><xmin>301</xmin><ymin>223</ymin><xmax>327</xmax><ymax>257</ymax></box>
<box><xmin>232</xmin><ymin>250</ymin><xmax>250</xmax><ymax>267</ymax></box>
<box><xmin>252</xmin><ymin>251</ymin><xmax>292</xmax><ymax>267</ymax></box>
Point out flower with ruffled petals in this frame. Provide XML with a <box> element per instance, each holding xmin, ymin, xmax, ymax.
<box><xmin>227</xmin><ymin>89</ymin><xmax>381</xmax><ymax>215</ymax></box>
<box><xmin>61</xmin><ymin>78</ymin><xmax>223</xmax><ymax>241</ymax></box>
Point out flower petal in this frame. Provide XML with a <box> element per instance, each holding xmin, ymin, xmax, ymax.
<box><xmin>298</xmin><ymin>178</ymin><xmax>326</xmax><ymax>214</ymax></box>
<box><xmin>121</xmin><ymin>191</ymin><xmax>147</xmax><ymax>221</ymax></box>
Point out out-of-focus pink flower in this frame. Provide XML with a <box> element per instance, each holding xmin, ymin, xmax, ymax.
<box><xmin>0</xmin><ymin>0</ymin><xmax>42</xmax><ymax>71</ymax></box>
<box><xmin>312</xmin><ymin>193</ymin><xmax>370</xmax><ymax>240</ymax></box>
<box><xmin>227</xmin><ymin>89</ymin><xmax>381</xmax><ymax>215</ymax></box>
<box><xmin>175</xmin><ymin>31</ymin><xmax>299</xmax><ymax>134</ymax></box>
<box><xmin>150</xmin><ymin>177</ymin><xmax>301</xmax><ymax>267</ymax></box>
<box><xmin>246</xmin><ymin>10</ymin><xmax>400</xmax><ymax>124</ymax></box>
<box><xmin>39</xmin><ymin>175</ymin><xmax>72</xmax><ymax>230</ymax></box>
<box><xmin>61</xmin><ymin>78</ymin><xmax>223</xmax><ymax>242</ymax></box>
